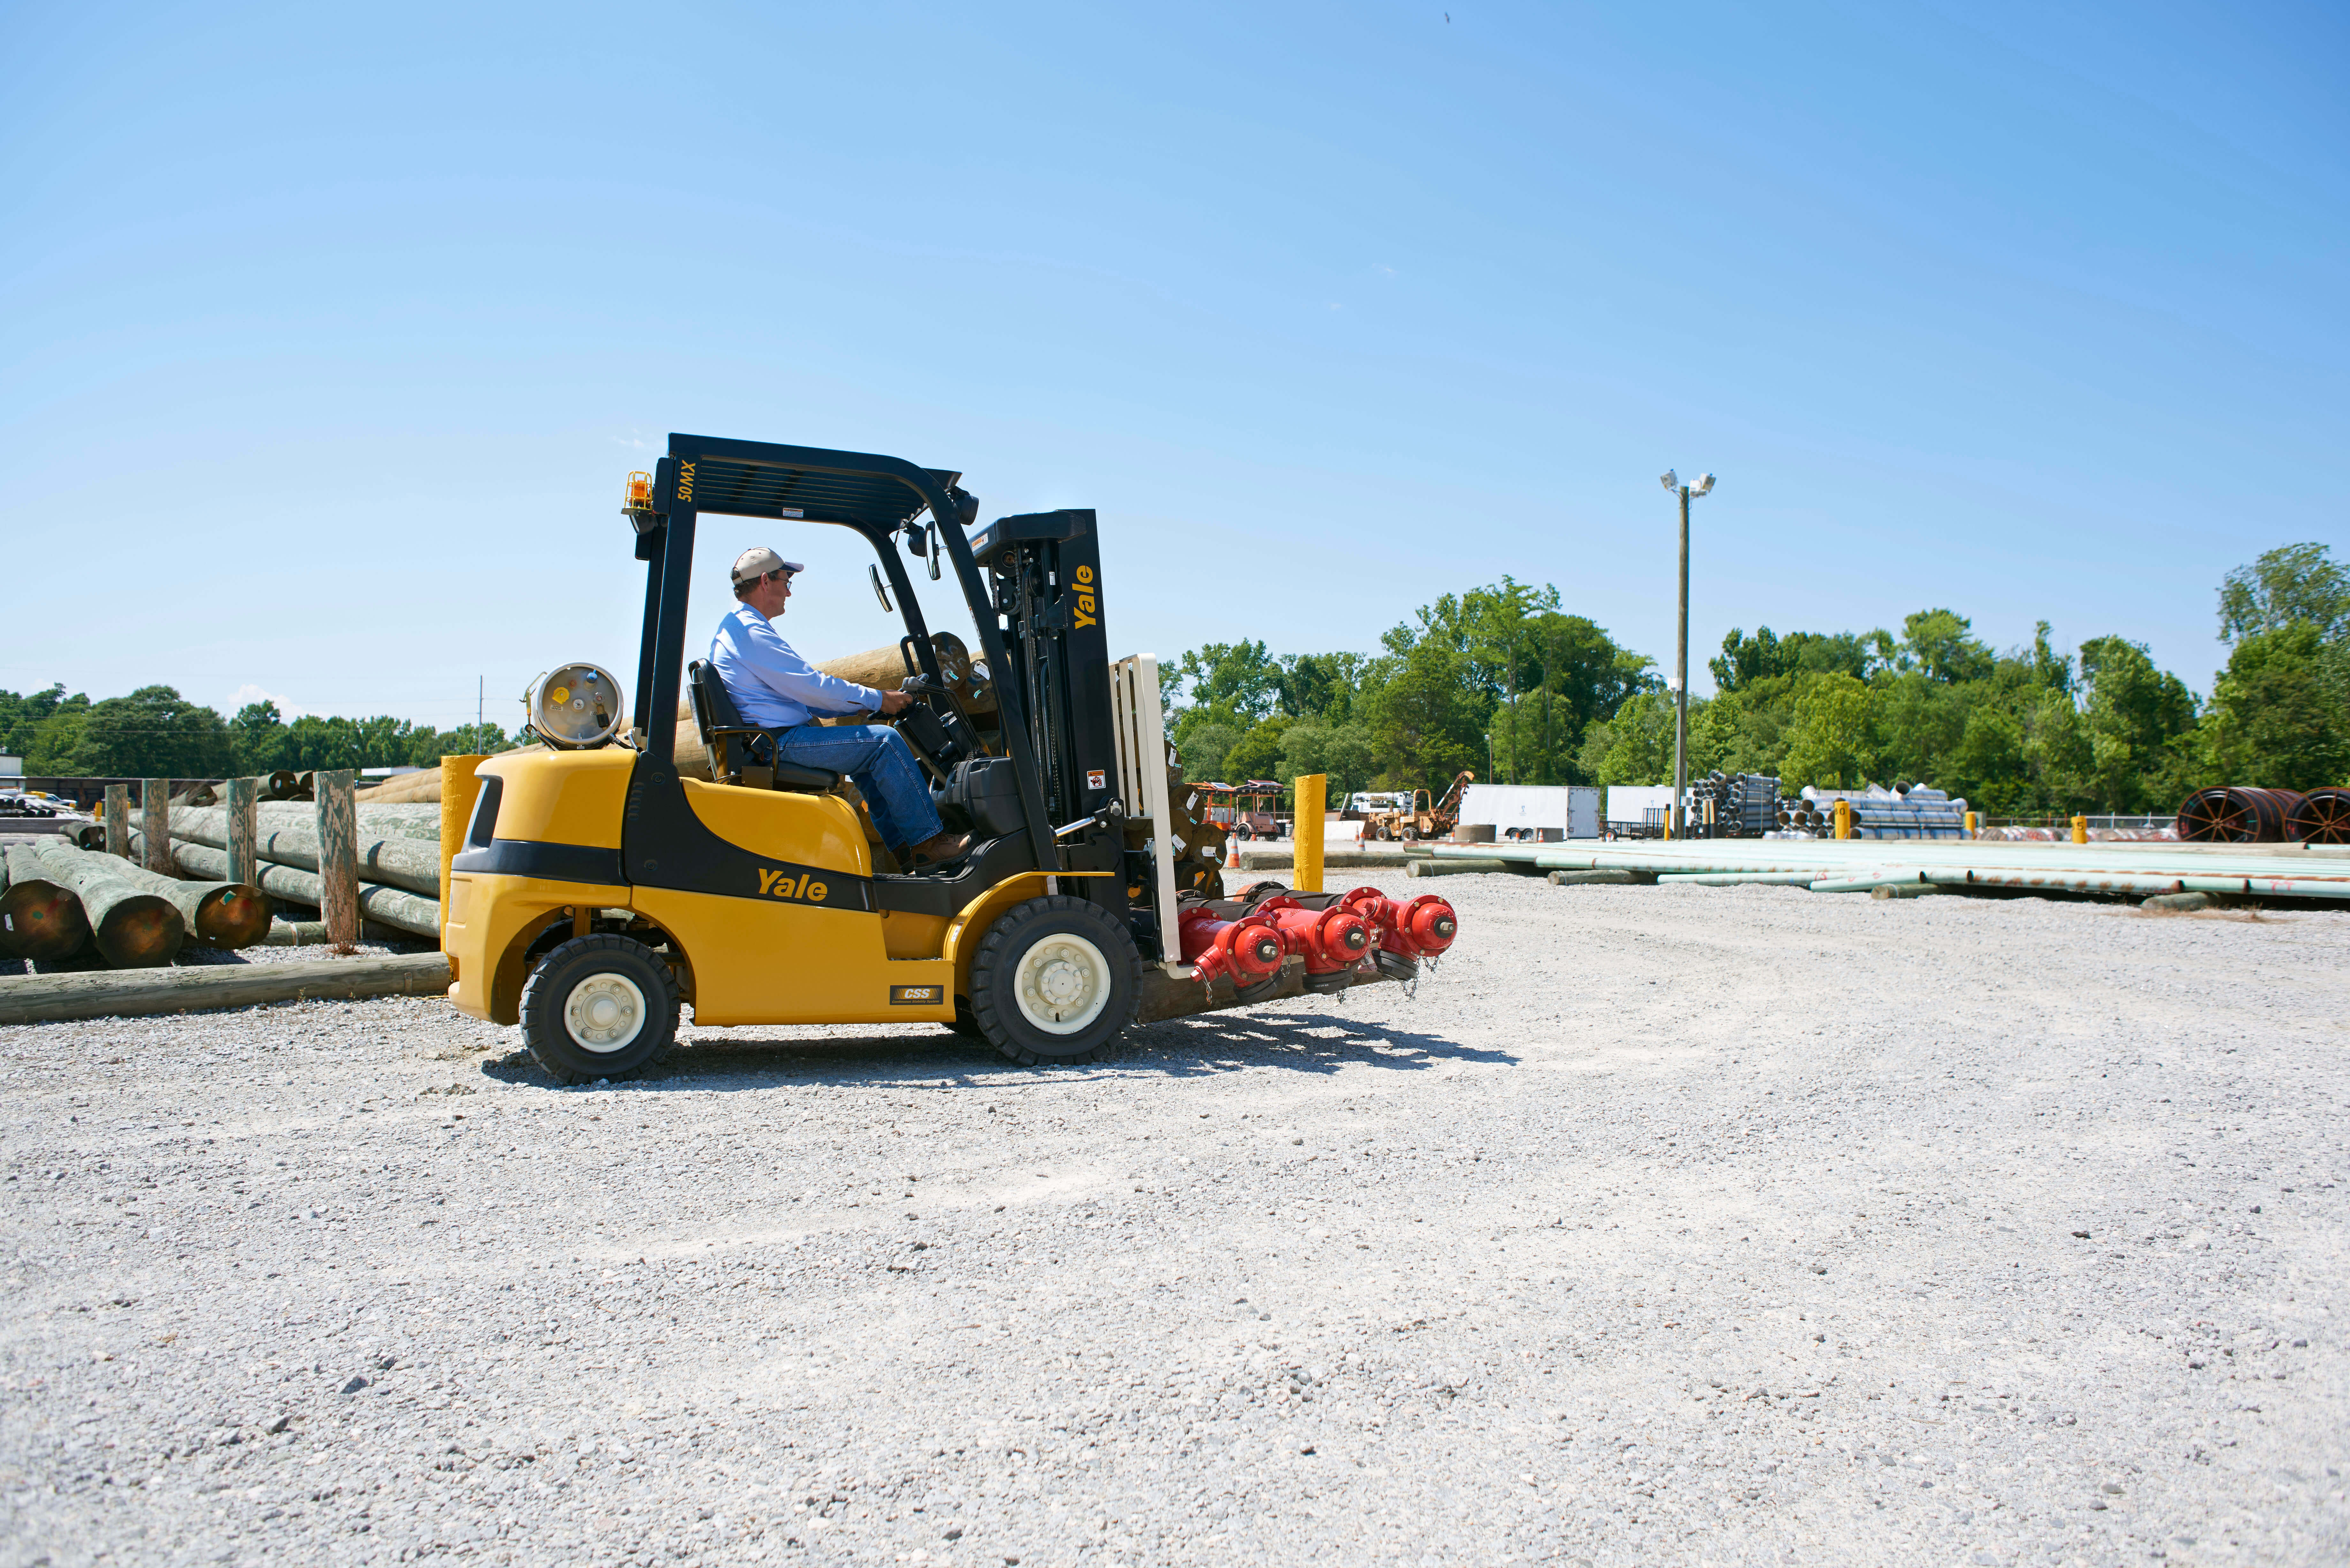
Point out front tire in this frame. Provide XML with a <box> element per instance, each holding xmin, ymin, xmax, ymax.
<box><xmin>519</xmin><ymin>934</ymin><xmax>681</xmax><ymax>1084</ymax></box>
<box><xmin>967</xmin><ymin>895</ymin><xmax>1142</xmax><ymax>1066</ymax></box>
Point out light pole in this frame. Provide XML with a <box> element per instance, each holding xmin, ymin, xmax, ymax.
<box><xmin>1658</xmin><ymin>469</ymin><xmax>1716</xmax><ymax>839</ymax></box>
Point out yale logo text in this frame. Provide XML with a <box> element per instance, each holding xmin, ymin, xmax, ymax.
<box><xmin>1073</xmin><ymin>563</ymin><xmax>1099</xmax><ymax>629</ymax></box>
<box><xmin>756</xmin><ymin>867</ymin><xmax>828</xmax><ymax>903</ymax></box>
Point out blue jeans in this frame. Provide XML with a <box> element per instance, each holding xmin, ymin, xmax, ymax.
<box><xmin>768</xmin><ymin>724</ymin><xmax>943</xmax><ymax>853</ymax></box>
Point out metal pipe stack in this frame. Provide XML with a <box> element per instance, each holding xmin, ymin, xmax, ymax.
<box><xmin>1686</xmin><ymin>771</ymin><xmax>1779</xmax><ymax>838</ymax></box>
<box><xmin>1800</xmin><ymin>784</ymin><xmax>1968</xmax><ymax>840</ymax></box>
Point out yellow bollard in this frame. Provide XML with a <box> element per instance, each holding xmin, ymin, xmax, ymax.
<box><xmin>1834</xmin><ymin>800</ymin><xmax>1852</xmax><ymax>840</ymax></box>
<box><xmin>1964</xmin><ymin>810</ymin><xmax>1978</xmax><ymax>839</ymax></box>
<box><xmin>2071</xmin><ymin>814</ymin><xmax>2088</xmax><ymax>845</ymax></box>
<box><xmin>439</xmin><ymin>754</ymin><xmax>489</xmax><ymax>947</ymax></box>
<box><xmin>1293</xmin><ymin>773</ymin><xmax>1326</xmax><ymax>893</ymax></box>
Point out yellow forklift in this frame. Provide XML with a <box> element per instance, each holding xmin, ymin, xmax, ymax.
<box><xmin>443</xmin><ymin>434</ymin><xmax>1430</xmax><ymax>1083</ymax></box>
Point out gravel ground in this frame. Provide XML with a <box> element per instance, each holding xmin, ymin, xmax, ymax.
<box><xmin>2</xmin><ymin>874</ymin><xmax>2345</xmax><ymax>1567</ymax></box>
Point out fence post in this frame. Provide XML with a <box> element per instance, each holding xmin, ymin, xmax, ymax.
<box><xmin>104</xmin><ymin>783</ymin><xmax>131</xmax><ymax>859</ymax></box>
<box><xmin>141</xmin><ymin>778</ymin><xmax>171</xmax><ymax>874</ymax></box>
<box><xmin>439</xmin><ymin>754</ymin><xmax>489</xmax><ymax>945</ymax></box>
<box><xmin>1293</xmin><ymin>773</ymin><xmax>1326</xmax><ymax>893</ymax></box>
<box><xmin>226</xmin><ymin>777</ymin><xmax>259</xmax><ymax>889</ymax></box>
<box><xmin>315</xmin><ymin>769</ymin><xmax>359</xmax><ymax>950</ymax></box>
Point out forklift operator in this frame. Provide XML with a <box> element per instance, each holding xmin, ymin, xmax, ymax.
<box><xmin>710</xmin><ymin>547</ymin><xmax>973</xmax><ymax>870</ymax></box>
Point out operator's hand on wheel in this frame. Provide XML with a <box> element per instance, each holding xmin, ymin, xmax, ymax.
<box><xmin>879</xmin><ymin>689</ymin><xmax>914</xmax><ymax>716</ymax></box>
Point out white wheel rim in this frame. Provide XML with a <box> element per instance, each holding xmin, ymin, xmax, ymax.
<box><xmin>563</xmin><ymin>972</ymin><xmax>648</xmax><ymax>1053</ymax></box>
<box><xmin>1013</xmin><ymin>931</ymin><xmax>1111</xmax><ymax>1036</ymax></box>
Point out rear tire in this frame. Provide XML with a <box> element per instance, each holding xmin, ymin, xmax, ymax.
<box><xmin>519</xmin><ymin>933</ymin><xmax>680</xmax><ymax>1084</ymax></box>
<box><xmin>968</xmin><ymin>895</ymin><xmax>1141</xmax><ymax>1066</ymax></box>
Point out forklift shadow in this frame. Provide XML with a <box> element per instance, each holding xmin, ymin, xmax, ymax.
<box><xmin>1120</xmin><ymin>1011</ymin><xmax>1515</xmax><ymax>1077</ymax></box>
<box><xmin>486</xmin><ymin>1011</ymin><xmax>1509</xmax><ymax>1090</ymax></box>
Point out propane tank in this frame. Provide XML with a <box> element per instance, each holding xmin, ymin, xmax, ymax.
<box><xmin>1178</xmin><ymin>908</ymin><xmax>1286</xmax><ymax>995</ymax></box>
<box><xmin>1256</xmin><ymin>897</ymin><xmax>1373</xmax><ymax>992</ymax></box>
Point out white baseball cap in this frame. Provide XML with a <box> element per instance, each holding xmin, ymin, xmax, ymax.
<box><xmin>730</xmin><ymin>547</ymin><xmax>805</xmax><ymax>586</ymax></box>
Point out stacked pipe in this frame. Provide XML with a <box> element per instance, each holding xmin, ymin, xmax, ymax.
<box><xmin>1774</xmin><ymin>804</ymin><xmax>1834</xmax><ymax>837</ymax></box>
<box><xmin>1802</xmin><ymin>784</ymin><xmax>1967</xmax><ymax>840</ymax></box>
<box><xmin>1680</xmin><ymin>772</ymin><xmax>1770</xmax><ymax>838</ymax></box>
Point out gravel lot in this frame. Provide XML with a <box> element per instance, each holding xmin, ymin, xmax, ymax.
<box><xmin>3</xmin><ymin>874</ymin><xmax>2346</xmax><ymax>1567</ymax></box>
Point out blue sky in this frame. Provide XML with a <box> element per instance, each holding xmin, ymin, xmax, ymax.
<box><xmin>4</xmin><ymin>1</ymin><xmax>2343</xmax><ymax>733</ymax></box>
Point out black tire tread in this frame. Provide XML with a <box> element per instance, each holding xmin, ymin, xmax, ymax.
<box><xmin>967</xmin><ymin>895</ymin><xmax>1143</xmax><ymax>1067</ymax></box>
<box><xmin>518</xmin><ymin>932</ymin><xmax>682</xmax><ymax>1085</ymax></box>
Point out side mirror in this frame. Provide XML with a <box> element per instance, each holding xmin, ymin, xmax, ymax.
<box><xmin>869</xmin><ymin>564</ymin><xmax>894</xmax><ymax>613</ymax></box>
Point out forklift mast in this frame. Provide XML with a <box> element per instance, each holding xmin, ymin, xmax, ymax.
<box><xmin>967</xmin><ymin>509</ymin><xmax>1142</xmax><ymax>949</ymax></box>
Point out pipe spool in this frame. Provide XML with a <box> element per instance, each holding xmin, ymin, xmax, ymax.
<box><xmin>28</xmin><ymin>840</ymin><xmax>185</xmax><ymax>968</ymax></box>
<box><xmin>1252</xmin><ymin>896</ymin><xmax>1373</xmax><ymax>990</ymax></box>
<box><xmin>2286</xmin><ymin>787</ymin><xmax>2350</xmax><ymax>845</ymax></box>
<box><xmin>0</xmin><ymin>842</ymin><xmax>91</xmax><ymax>960</ymax></box>
<box><xmin>1177</xmin><ymin>907</ymin><xmax>1286</xmax><ymax>994</ymax></box>
<box><xmin>40</xmin><ymin>840</ymin><xmax>269</xmax><ymax>949</ymax></box>
<box><xmin>168</xmin><ymin>806</ymin><xmax>443</xmax><ymax>896</ymax></box>
<box><xmin>135</xmin><ymin>832</ymin><xmax>440</xmax><ymax>940</ymax></box>
<box><xmin>2176</xmin><ymin>786</ymin><xmax>2306</xmax><ymax>843</ymax></box>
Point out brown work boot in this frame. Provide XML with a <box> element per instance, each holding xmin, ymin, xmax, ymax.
<box><xmin>907</xmin><ymin>831</ymin><xmax>973</xmax><ymax>868</ymax></box>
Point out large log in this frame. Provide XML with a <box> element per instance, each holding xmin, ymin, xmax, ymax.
<box><xmin>103</xmin><ymin>784</ymin><xmax>130</xmax><ymax>859</ymax></box>
<box><xmin>0</xmin><ymin>952</ymin><xmax>453</xmax><ymax>1025</ymax></box>
<box><xmin>48</xmin><ymin>842</ymin><xmax>270</xmax><ymax>949</ymax></box>
<box><xmin>314</xmin><ymin>770</ymin><xmax>360</xmax><ymax>950</ymax></box>
<box><xmin>1</xmin><ymin>843</ymin><xmax>90</xmax><ymax>960</ymax></box>
<box><xmin>225</xmin><ymin>776</ymin><xmax>259</xmax><ymax>888</ymax></box>
<box><xmin>356</xmin><ymin>768</ymin><xmax>445</xmax><ymax>805</ymax></box>
<box><xmin>30</xmin><ymin>838</ymin><xmax>185</xmax><ymax>968</ymax></box>
<box><xmin>170</xmin><ymin>807</ymin><xmax>443</xmax><ymax>894</ymax></box>
<box><xmin>141</xmin><ymin>778</ymin><xmax>172</xmax><ymax>876</ymax></box>
<box><xmin>143</xmin><ymin>833</ymin><xmax>440</xmax><ymax>939</ymax></box>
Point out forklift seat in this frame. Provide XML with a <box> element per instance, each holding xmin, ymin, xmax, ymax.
<box><xmin>686</xmin><ymin>660</ymin><xmax>842</xmax><ymax>793</ymax></box>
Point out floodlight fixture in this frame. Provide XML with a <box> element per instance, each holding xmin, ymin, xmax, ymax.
<box><xmin>1691</xmin><ymin>473</ymin><xmax>1716</xmax><ymax>497</ymax></box>
<box><xmin>1659</xmin><ymin>469</ymin><xmax>1679</xmax><ymax>493</ymax></box>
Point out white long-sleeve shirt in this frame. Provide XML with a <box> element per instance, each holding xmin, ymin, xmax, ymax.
<box><xmin>708</xmin><ymin>602</ymin><xmax>883</xmax><ymax>729</ymax></box>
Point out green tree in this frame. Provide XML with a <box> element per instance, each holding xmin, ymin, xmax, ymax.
<box><xmin>1277</xmin><ymin>719</ymin><xmax>1377</xmax><ymax>801</ymax></box>
<box><xmin>2200</xmin><ymin>622</ymin><xmax>2350</xmax><ymax>790</ymax></box>
<box><xmin>2076</xmin><ymin>636</ymin><xmax>2198</xmax><ymax>811</ymax></box>
<box><xmin>36</xmin><ymin>686</ymin><xmax>236</xmax><ymax>778</ymax></box>
<box><xmin>1897</xmin><ymin>609</ymin><xmax>1995</xmax><ymax>684</ymax></box>
<box><xmin>1177</xmin><ymin>722</ymin><xmax>1241</xmax><ymax>784</ymax></box>
<box><xmin>1221</xmin><ymin>715</ymin><xmax>1294</xmax><ymax>781</ymax></box>
<box><xmin>2219</xmin><ymin>543</ymin><xmax>2350</xmax><ymax>643</ymax></box>
<box><xmin>1780</xmin><ymin>674</ymin><xmax>1874</xmax><ymax>789</ymax></box>
<box><xmin>1584</xmin><ymin>690</ymin><xmax>1684</xmax><ymax>785</ymax></box>
<box><xmin>0</xmin><ymin>684</ymin><xmax>90</xmax><ymax>760</ymax></box>
<box><xmin>1364</xmin><ymin>637</ymin><xmax>1490</xmax><ymax>790</ymax></box>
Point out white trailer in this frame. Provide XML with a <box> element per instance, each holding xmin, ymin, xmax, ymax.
<box><xmin>1459</xmin><ymin>783</ymin><xmax>1603</xmax><ymax>839</ymax></box>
